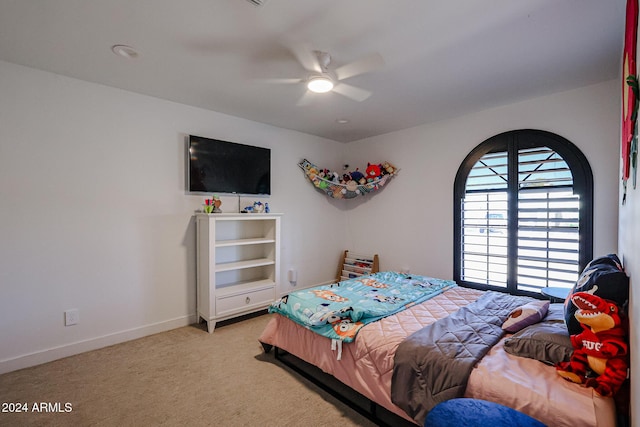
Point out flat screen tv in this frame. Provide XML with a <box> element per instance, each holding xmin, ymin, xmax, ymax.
<box><xmin>188</xmin><ymin>135</ymin><xmax>271</xmax><ymax>195</ymax></box>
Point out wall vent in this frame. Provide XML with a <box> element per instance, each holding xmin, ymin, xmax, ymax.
<box><xmin>246</xmin><ymin>0</ymin><xmax>268</xmax><ymax>6</ymax></box>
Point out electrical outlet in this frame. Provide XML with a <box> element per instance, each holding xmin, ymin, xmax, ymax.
<box><xmin>64</xmin><ymin>309</ymin><xmax>79</xmax><ymax>326</ymax></box>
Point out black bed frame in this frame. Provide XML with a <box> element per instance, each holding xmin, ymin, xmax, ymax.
<box><xmin>261</xmin><ymin>343</ymin><xmax>417</xmax><ymax>427</ymax></box>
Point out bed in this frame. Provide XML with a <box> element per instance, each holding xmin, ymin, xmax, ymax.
<box><xmin>258</xmin><ymin>272</ymin><xmax>617</xmax><ymax>427</ymax></box>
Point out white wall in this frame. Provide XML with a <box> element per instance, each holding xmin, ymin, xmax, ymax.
<box><xmin>0</xmin><ymin>60</ymin><xmax>348</xmax><ymax>373</ymax></box>
<box><xmin>618</xmin><ymin>25</ymin><xmax>640</xmax><ymax>427</ymax></box>
<box><xmin>619</xmin><ymin>168</ymin><xmax>639</xmax><ymax>427</ymax></box>
<box><xmin>344</xmin><ymin>80</ymin><xmax>620</xmax><ymax>280</ymax></box>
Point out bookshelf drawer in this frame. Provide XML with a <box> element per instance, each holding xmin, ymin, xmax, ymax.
<box><xmin>216</xmin><ymin>286</ymin><xmax>274</xmax><ymax>317</ymax></box>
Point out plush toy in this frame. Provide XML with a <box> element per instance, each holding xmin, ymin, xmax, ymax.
<box><xmin>342</xmin><ymin>179</ymin><xmax>360</xmax><ymax>195</ymax></box>
<box><xmin>253</xmin><ymin>201</ymin><xmax>264</xmax><ymax>213</ymax></box>
<box><xmin>350</xmin><ymin>168</ymin><xmax>365</xmax><ymax>183</ymax></box>
<box><xmin>300</xmin><ymin>159</ymin><xmax>314</xmax><ymax>171</ymax></box>
<box><xmin>381</xmin><ymin>161</ymin><xmax>396</xmax><ymax>175</ymax></box>
<box><xmin>332</xmin><ymin>186</ymin><xmax>344</xmax><ymax>198</ymax></box>
<box><xmin>307</xmin><ymin>166</ymin><xmax>318</xmax><ymax>180</ymax></box>
<box><xmin>556</xmin><ymin>291</ymin><xmax>629</xmax><ymax>397</ymax></box>
<box><xmin>366</xmin><ymin>163</ymin><xmax>381</xmax><ymax>180</ymax></box>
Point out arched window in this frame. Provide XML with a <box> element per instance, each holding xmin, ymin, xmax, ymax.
<box><xmin>453</xmin><ymin>130</ymin><xmax>593</xmax><ymax>296</ymax></box>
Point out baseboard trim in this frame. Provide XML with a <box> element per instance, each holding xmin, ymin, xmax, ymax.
<box><xmin>0</xmin><ymin>314</ymin><xmax>198</xmax><ymax>375</ymax></box>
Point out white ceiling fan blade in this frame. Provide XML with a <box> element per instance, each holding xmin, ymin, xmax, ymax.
<box><xmin>285</xmin><ymin>41</ymin><xmax>321</xmax><ymax>73</ymax></box>
<box><xmin>296</xmin><ymin>91</ymin><xmax>315</xmax><ymax>106</ymax></box>
<box><xmin>334</xmin><ymin>53</ymin><xmax>384</xmax><ymax>81</ymax></box>
<box><xmin>257</xmin><ymin>78</ymin><xmax>303</xmax><ymax>84</ymax></box>
<box><xmin>332</xmin><ymin>83</ymin><xmax>372</xmax><ymax>102</ymax></box>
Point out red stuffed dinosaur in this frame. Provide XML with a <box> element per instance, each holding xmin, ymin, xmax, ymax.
<box><xmin>556</xmin><ymin>291</ymin><xmax>629</xmax><ymax>397</ymax></box>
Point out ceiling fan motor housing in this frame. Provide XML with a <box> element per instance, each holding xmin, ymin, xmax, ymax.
<box><xmin>315</xmin><ymin>51</ymin><xmax>332</xmax><ymax>70</ymax></box>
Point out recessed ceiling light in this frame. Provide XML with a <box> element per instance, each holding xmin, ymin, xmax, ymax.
<box><xmin>111</xmin><ymin>45</ymin><xmax>139</xmax><ymax>59</ymax></box>
<box><xmin>336</xmin><ymin>119</ymin><xmax>350</xmax><ymax>124</ymax></box>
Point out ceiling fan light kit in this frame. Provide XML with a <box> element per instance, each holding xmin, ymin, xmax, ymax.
<box><xmin>307</xmin><ymin>76</ymin><xmax>334</xmax><ymax>93</ymax></box>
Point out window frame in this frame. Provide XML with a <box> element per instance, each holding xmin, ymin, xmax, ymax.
<box><xmin>453</xmin><ymin>129</ymin><xmax>593</xmax><ymax>296</ymax></box>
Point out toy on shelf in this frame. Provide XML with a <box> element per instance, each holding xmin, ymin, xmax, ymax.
<box><xmin>241</xmin><ymin>201</ymin><xmax>269</xmax><ymax>213</ymax></box>
<box><xmin>299</xmin><ymin>159</ymin><xmax>399</xmax><ymax>199</ymax></box>
<box><xmin>203</xmin><ymin>195</ymin><xmax>222</xmax><ymax>213</ymax></box>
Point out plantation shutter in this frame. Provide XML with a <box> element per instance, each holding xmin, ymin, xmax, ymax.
<box><xmin>459</xmin><ymin>144</ymin><xmax>580</xmax><ymax>292</ymax></box>
<box><xmin>516</xmin><ymin>147</ymin><xmax>579</xmax><ymax>292</ymax></box>
<box><xmin>461</xmin><ymin>151</ymin><xmax>508</xmax><ymax>288</ymax></box>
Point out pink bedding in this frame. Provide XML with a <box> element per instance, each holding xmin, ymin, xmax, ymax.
<box><xmin>258</xmin><ymin>286</ymin><xmax>616</xmax><ymax>426</ymax></box>
<box><xmin>467</xmin><ymin>339</ymin><xmax>616</xmax><ymax>427</ymax></box>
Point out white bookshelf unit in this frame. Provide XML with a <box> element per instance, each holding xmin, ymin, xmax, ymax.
<box><xmin>196</xmin><ymin>213</ymin><xmax>282</xmax><ymax>332</ymax></box>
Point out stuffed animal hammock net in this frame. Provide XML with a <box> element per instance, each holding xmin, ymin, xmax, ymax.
<box><xmin>298</xmin><ymin>159</ymin><xmax>399</xmax><ymax>199</ymax></box>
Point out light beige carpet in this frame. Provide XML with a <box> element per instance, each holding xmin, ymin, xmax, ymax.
<box><xmin>0</xmin><ymin>313</ymin><xmax>377</xmax><ymax>427</ymax></box>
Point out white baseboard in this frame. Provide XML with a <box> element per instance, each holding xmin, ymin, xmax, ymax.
<box><xmin>0</xmin><ymin>314</ymin><xmax>198</xmax><ymax>375</ymax></box>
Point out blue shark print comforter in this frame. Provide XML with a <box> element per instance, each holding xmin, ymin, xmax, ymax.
<box><xmin>268</xmin><ymin>271</ymin><xmax>456</xmax><ymax>343</ymax></box>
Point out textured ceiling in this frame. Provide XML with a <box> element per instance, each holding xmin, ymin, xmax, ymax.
<box><xmin>0</xmin><ymin>0</ymin><xmax>626</xmax><ymax>142</ymax></box>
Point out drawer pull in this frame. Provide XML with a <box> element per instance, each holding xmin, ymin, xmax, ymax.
<box><xmin>245</xmin><ymin>296</ymin><xmax>251</xmax><ymax>304</ymax></box>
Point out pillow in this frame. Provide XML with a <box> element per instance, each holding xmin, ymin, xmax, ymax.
<box><xmin>564</xmin><ymin>254</ymin><xmax>629</xmax><ymax>335</ymax></box>
<box><xmin>503</xmin><ymin>320</ymin><xmax>573</xmax><ymax>365</ymax></box>
<box><xmin>545</xmin><ymin>303</ymin><xmax>566</xmax><ymax>322</ymax></box>
<box><xmin>502</xmin><ymin>300</ymin><xmax>549</xmax><ymax>333</ymax></box>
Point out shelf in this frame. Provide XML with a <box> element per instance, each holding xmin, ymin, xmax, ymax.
<box><xmin>205</xmin><ymin>213</ymin><xmax>283</xmax><ymax>221</ymax></box>
<box><xmin>197</xmin><ymin>213</ymin><xmax>281</xmax><ymax>333</ymax></box>
<box><xmin>341</xmin><ymin>269</ymin><xmax>372</xmax><ymax>281</ymax></box>
<box><xmin>343</xmin><ymin>264</ymin><xmax>372</xmax><ymax>273</ymax></box>
<box><xmin>344</xmin><ymin>257</ymin><xmax>373</xmax><ymax>265</ymax></box>
<box><xmin>215</xmin><ymin>237</ymin><xmax>276</xmax><ymax>247</ymax></box>
<box><xmin>540</xmin><ymin>287</ymin><xmax>570</xmax><ymax>303</ymax></box>
<box><xmin>215</xmin><ymin>257</ymin><xmax>275</xmax><ymax>272</ymax></box>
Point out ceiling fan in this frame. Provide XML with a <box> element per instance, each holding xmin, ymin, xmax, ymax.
<box><xmin>263</xmin><ymin>44</ymin><xmax>384</xmax><ymax>105</ymax></box>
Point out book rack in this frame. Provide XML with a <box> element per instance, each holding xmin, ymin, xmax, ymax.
<box><xmin>336</xmin><ymin>250</ymin><xmax>379</xmax><ymax>282</ymax></box>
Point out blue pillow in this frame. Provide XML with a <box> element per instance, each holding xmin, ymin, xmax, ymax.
<box><xmin>425</xmin><ymin>398</ymin><xmax>546</xmax><ymax>427</ymax></box>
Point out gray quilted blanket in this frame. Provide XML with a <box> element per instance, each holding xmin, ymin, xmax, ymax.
<box><xmin>391</xmin><ymin>291</ymin><xmax>532</xmax><ymax>425</ymax></box>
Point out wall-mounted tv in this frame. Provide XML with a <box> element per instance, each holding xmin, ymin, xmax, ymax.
<box><xmin>188</xmin><ymin>135</ymin><xmax>271</xmax><ymax>195</ymax></box>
